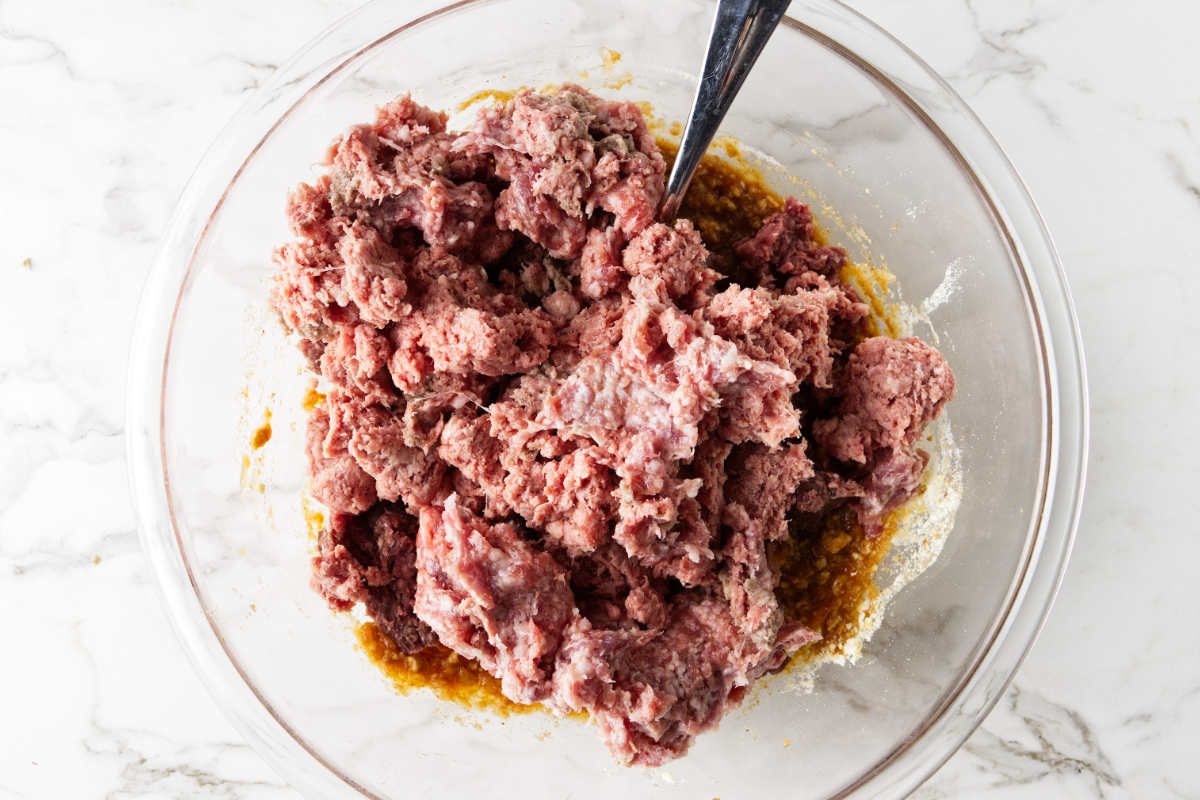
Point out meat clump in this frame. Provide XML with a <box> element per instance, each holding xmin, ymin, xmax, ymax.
<box><xmin>272</xmin><ymin>86</ymin><xmax>955</xmax><ymax>765</ymax></box>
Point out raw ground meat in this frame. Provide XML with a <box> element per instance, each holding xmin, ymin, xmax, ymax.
<box><xmin>413</xmin><ymin>495</ymin><xmax>577</xmax><ymax>704</ymax></box>
<box><xmin>312</xmin><ymin>508</ymin><xmax>435</xmax><ymax>653</ymax></box>
<box><xmin>274</xmin><ymin>86</ymin><xmax>955</xmax><ymax>766</ymax></box>
<box><xmin>551</xmin><ymin>595</ymin><xmax>819</xmax><ymax>765</ymax></box>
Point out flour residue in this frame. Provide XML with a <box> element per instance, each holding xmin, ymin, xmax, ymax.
<box><xmin>920</xmin><ymin>257</ymin><xmax>967</xmax><ymax>317</ymax></box>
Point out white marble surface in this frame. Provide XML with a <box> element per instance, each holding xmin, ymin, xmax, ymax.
<box><xmin>1</xmin><ymin>0</ymin><xmax>1197</xmax><ymax>797</ymax></box>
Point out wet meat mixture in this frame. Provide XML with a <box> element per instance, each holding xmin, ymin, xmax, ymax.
<box><xmin>272</xmin><ymin>85</ymin><xmax>955</xmax><ymax>766</ymax></box>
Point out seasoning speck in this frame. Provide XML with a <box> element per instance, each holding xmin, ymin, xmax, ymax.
<box><xmin>301</xmin><ymin>386</ymin><xmax>325</xmax><ymax>412</ymax></box>
<box><xmin>251</xmin><ymin>410</ymin><xmax>273</xmax><ymax>449</ymax></box>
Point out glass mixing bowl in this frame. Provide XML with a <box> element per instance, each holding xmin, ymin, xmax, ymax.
<box><xmin>127</xmin><ymin>0</ymin><xmax>1088</xmax><ymax>797</ymax></box>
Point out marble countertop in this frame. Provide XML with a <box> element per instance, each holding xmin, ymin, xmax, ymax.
<box><xmin>2</xmin><ymin>0</ymin><xmax>1197</xmax><ymax>797</ymax></box>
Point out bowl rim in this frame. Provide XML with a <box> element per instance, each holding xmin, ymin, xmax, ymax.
<box><xmin>126</xmin><ymin>1</ymin><xmax>1089</xmax><ymax>797</ymax></box>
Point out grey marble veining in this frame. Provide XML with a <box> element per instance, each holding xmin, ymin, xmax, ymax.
<box><xmin>1</xmin><ymin>0</ymin><xmax>1197</xmax><ymax>797</ymax></box>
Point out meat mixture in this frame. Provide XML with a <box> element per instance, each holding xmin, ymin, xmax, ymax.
<box><xmin>272</xmin><ymin>85</ymin><xmax>955</xmax><ymax>766</ymax></box>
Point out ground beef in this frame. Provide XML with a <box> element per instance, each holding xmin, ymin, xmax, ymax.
<box><xmin>551</xmin><ymin>595</ymin><xmax>819</xmax><ymax>766</ymax></box>
<box><xmin>734</xmin><ymin>196</ymin><xmax>848</xmax><ymax>280</ymax></box>
<box><xmin>813</xmin><ymin>336</ymin><xmax>955</xmax><ymax>464</ymax></box>
<box><xmin>272</xmin><ymin>86</ymin><xmax>955</xmax><ymax>766</ymax></box>
<box><xmin>413</xmin><ymin>495</ymin><xmax>577</xmax><ymax>704</ymax></box>
<box><xmin>720</xmin><ymin>443</ymin><xmax>815</xmax><ymax>646</ymax></box>
<box><xmin>456</xmin><ymin>84</ymin><xmax>665</xmax><ymax>262</ymax></box>
<box><xmin>312</xmin><ymin>509</ymin><xmax>435</xmax><ymax>653</ymax></box>
<box><xmin>306</xmin><ymin>400</ymin><xmax>377</xmax><ymax>515</ymax></box>
<box><xmin>812</xmin><ymin>336</ymin><xmax>955</xmax><ymax>534</ymax></box>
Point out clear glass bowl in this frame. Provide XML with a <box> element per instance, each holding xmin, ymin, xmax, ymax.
<box><xmin>127</xmin><ymin>1</ymin><xmax>1088</xmax><ymax>797</ymax></box>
